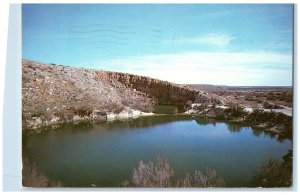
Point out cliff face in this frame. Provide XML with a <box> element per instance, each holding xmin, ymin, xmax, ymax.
<box><xmin>22</xmin><ymin>59</ymin><xmax>216</xmax><ymax>129</ymax></box>
<box><xmin>94</xmin><ymin>71</ymin><xmax>199</xmax><ymax>107</ymax></box>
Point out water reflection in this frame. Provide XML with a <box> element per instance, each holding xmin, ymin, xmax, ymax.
<box><xmin>251</xmin><ymin>128</ymin><xmax>288</xmax><ymax>143</ymax></box>
<box><xmin>30</xmin><ymin>115</ymin><xmax>291</xmax><ymax>142</ymax></box>
<box><xmin>23</xmin><ymin>114</ymin><xmax>292</xmax><ymax>187</ymax></box>
<box><xmin>252</xmin><ymin>129</ymin><xmax>263</xmax><ymax>137</ymax></box>
<box><xmin>99</xmin><ymin>115</ymin><xmax>196</xmax><ymax>133</ymax></box>
<box><xmin>226</xmin><ymin>123</ymin><xmax>244</xmax><ymax>133</ymax></box>
<box><xmin>195</xmin><ymin>117</ymin><xmax>217</xmax><ymax>126</ymax></box>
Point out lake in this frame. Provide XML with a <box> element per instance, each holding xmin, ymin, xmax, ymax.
<box><xmin>23</xmin><ymin>115</ymin><xmax>292</xmax><ymax>187</ymax></box>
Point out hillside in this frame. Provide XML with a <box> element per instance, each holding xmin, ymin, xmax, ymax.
<box><xmin>22</xmin><ymin>59</ymin><xmax>219</xmax><ymax>129</ymax></box>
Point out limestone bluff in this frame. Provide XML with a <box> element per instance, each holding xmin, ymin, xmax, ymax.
<box><xmin>22</xmin><ymin>59</ymin><xmax>220</xmax><ymax>129</ymax></box>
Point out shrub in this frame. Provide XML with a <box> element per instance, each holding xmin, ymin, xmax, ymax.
<box><xmin>126</xmin><ymin>155</ymin><xmax>174</xmax><ymax>187</ymax></box>
<box><xmin>123</xmin><ymin>155</ymin><xmax>226</xmax><ymax>188</ymax></box>
<box><xmin>54</xmin><ymin>109</ymin><xmax>74</xmax><ymax>121</ymax></box>
<box><xmin>277</xmin><ymin>92</ymin><xmax>292</xmax><ymax>102</ymax></box>
<box><xmin>176</xmin><ymin>168</ymin><xmax>226</xmax><ymax>187</ymax></box>
<box><xmin>263</xmin><ymin>102</ymin><xmax>282</xmax><ymax>109</ymax></box>
<box><xmin>224</xmin><ymin>105</ymin><xmax>248</xmax><ymax>118</ymax></box>
<box><xmin>245</xmin><ymin>96</ymin><xmax>254</xmax><ymax>101</ymax></box>
<box><xmin>245</xmin><ymin>109</ymin><xmax>292</xmax><ymax>127</ymax></box>
<box><xmin>154</xmin><ymin>105</ymin><xmax>178</xmax><ymax>114</ymax></box>
<box><xmin>75</xmin><ymin>107</ymin><xmax>92</xmax><ymax>117</ymax></box>
<box><xmin>102</xmin><ymin>103</ymin><xmax>124</xmax><ymax>114</ymax></box>
<box><xmin>252</xmin><ymin>156</ymin><xmax>292</xmax><ymax>187</ymax></box>
<box><xmin>255</xmin><ymin>98</ymin><xmax>263</xmax><ymax>103</ymax></box>
<box><xmin>22</xmin><ymin>158</ymin><xmax>62</xmax><ymax>187</ymax></box>
<box><xmin>285</xmin><ymin>96</ymin><xmax>292</xmax><ymax>102</ymax></box>
<box><xmin>31</xmin><ymin>110</ymin><xmax>45</xmax><ymax>118</ymax></box>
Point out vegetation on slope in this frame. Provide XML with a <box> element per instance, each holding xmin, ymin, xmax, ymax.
<box><xmin>22</xmin><ymin>59</ymin><xmax>216</xmax><ymax>130</ymax></box>
<box><xmin>192</xmin><ymin>104</ymin><xmax>292</xmax><ymax>140</ymax></box>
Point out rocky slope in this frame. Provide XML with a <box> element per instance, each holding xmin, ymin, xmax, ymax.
<box><xmin>22</xmin><ymin>59</ymin><xmax>219</xmax><ymax>129</ymax></box>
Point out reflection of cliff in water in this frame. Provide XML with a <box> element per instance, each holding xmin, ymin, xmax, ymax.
<box><xmin>195</xmin><ymin>117</ymin><xmax>289</xmax><ymax>142</ymax></box>
<box><xmin>195</xmin><ymin>118</ymin><xmax>245</xmax><ymax>133</ymax></box>
<box><xmin>226</xmin><ymin>123</ymin><xmax>245</xmax><ymax>133</ymax></box>
<box><xmin>226</xmin><ymin>122</ymin><xmax>289</xmax><ymax>142</ymax></box>
<box><xmin>34</xmin><ymin>115</ymin><xmax>194</xmax><ymax>135</ymax></box>
<box><xmin>30</xmin><ymin>115</ymin><xmax>291</xmax><ymax>142</ymax></box>
<box><xmin>103</xmin><ymin>115</ymin><xmax>194</xmax><ymax>131</ymax></box>
<box><xmin>194</xmin><ymin>117</ymin><xmax>217</xmax><ymax>126</ymax></box>
<box><xmin>252</xmin><ymin>128</ymin><xmax>287</xmax><ymax>143</ymax></box>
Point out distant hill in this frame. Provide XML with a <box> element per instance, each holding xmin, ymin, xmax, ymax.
<box><xmin>189</xmin><ymin>84</ymin><xmax>292</xmax><ymax>93</ymax></box>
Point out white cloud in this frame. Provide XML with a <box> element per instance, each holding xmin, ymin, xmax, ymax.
<box><xmin>97</xmin><ymin>51</ymin><xmax>292</xmax><ymax>86</ymax></box>
<box><xmin>174</xmin><ymin>33</ymin><xmax>236</xmax><ymax>46</ymax></box>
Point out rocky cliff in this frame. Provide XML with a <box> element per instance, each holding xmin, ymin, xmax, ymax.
<box><xmin>94</xmin><ymin>71</ymin><xmax>200</xmax><ymax>107</ymax></box>
<box><xmin>22</xmin><ymin>59</ymin><xmax>218</xmax><ymax>129</ymax></box>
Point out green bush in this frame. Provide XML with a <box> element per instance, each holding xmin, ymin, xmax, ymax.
<box><xmin>263</xmin><ymin>102</ymin><xmax>282</xmax><ymax>109</ymax></box>
<box><xmin>75</xmin><ymin>107</ymin><xmax>92</xmax><ymax>117</ymax></box>
<box><xmin>245</xmin><ymin>110</ymin><xmax>290</xmax><ymax>125</ymax></box>
<box><xmin>266</xmin><ymin>94</ymin><xmax>276</xmax><ymax>101</ymax></box>
<box><xmin>154</xmin><ymin>105</ymin><xmax>178</xmax><ymax>114</ymax></box>
<box><xmin>224</xmin><ymin>105</ymin><xmax>248</xmax><ymax>118</ymax></box>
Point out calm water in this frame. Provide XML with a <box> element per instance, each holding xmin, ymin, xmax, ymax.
<box><xmin>23</xmin><ymin>115</ymin><xmax>292</xmax><ymax>187</ymax></box>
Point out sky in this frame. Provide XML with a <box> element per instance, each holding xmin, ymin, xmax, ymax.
<box><xmin>22</xmin><ymin>4</ymin><xmax>294</xmax><ymax>86</ymax></box>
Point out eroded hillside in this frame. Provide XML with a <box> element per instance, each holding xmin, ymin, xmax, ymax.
<box><xmin>22</xmin><ymin>59</ymin><xmax>218</xmax><ymax>129</ymax></box>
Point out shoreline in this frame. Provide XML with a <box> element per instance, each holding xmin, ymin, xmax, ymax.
<box><xmin>23</xmin><ymin>107</ymin><xmax>155</xmax><ymax>132</ymax></box>
<box><xmin>23</xmin><ymin>108</ymin><xmax>292</xmax><ymax>141</ymax></box>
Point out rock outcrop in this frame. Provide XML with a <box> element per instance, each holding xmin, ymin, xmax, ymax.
<box><xmin>22</xmin><ymin>59</ymin><xmax>218</xmax><ymax>129</ymax></box>
<box><xmin>94</xmin><ymin>71</ymin><xmax>200</xmax><ymax>106</ymax></box>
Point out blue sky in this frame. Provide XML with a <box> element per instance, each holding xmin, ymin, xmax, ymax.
<box><xmin>22</xmin><ymin>4</ymin><xmax>293</xmax><ymax>86</ymax></box>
